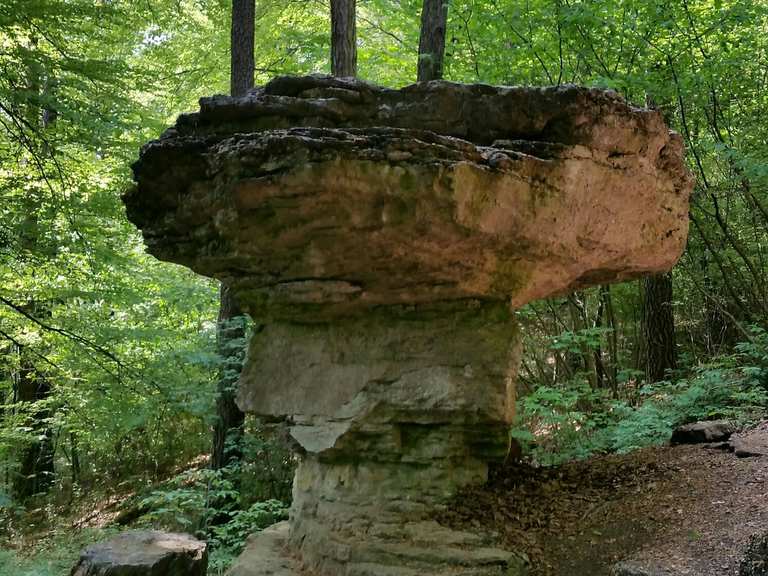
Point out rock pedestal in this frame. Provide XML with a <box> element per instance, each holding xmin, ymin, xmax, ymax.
<box><xmin>125</xmin><ymin>75</ymin><xmax>693</xmax><ymax>575</ymax></box>
<box><xmin>70</xmin><ymin>531</ymin><xmax>207</xmax><ymax>576</ymax></box>
<box><xmin>244</xmin><ymin>302</ymin><xmax>522</xmax><ymax>574</ymax></box>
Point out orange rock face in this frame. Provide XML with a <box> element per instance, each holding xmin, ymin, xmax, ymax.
<box><xmin>127</xmin><ymin>75</ymin><xmax>692</xmax><ymax>320</ymax></box>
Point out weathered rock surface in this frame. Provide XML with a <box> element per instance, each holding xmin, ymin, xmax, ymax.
<box><xmin>671</xmin><ymin>420</ymin><xmax>735</xmax><ymax>445</ymax></box>
<box><xmin>227</xmin><ymin>522</ymin><xmax>297</xmax><ymax>576</ymax></box>
<box><xmin>70</xmin><ymin>531</ymin><xmax>207</xmax><ymax>576</ymax></box>
<box><xmin>228</xmin><ymin>521</ymin><xmax>526</xmax><ymax>576</ymax></box>
<box><xmin>245</xmin><ymin>300</ymin><xmax>524</xmax><ymax>575</ymax></box>
<box><xmin>127</xmin><ymin>74</ymin><xmax>692</xmax><ymax>317</ymax></box>
<box><xmin>730</xmin><ymin>423</ymin><xmax>768</xmax><ymax>458</ymax></box>
<box><xmin>125</xmin><ymin>75</ymin><xmax>692</xmax><ymax>576</ymax></box>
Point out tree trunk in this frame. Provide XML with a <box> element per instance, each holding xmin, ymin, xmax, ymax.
<box><xmin>600</xmin><ymin>285</ymin><xmax>619</xmax><ymax>395</ymax></box>
<box><xmin>567</xmin><ymin>293</ymin><xmax>598</xmax><ymax>389</ymax></box>
<box><xmin>12</xmin><ymin>356</ymin><xmax>54</xmax><ymax>500</ymax></box>
<box><xmin>330</xmin><ymin>0</ymin><xmax>357</xmax><ymax>77</ymax></box>
<box><xmin>12</xmin><ymin>47</ymin><xmax>56</xmax><ymax>500</ymax></box>
<box><xmin>230</xmin><ymin>0</ymin><xmax>255</xmax><ymax>97</ymax></box>
<box><xmin>211</xmin><ymin>285</ymin><xmax>247</xmax><ymax>470</ymax></box>
<box><xmin>211</xmin><ymin>0</ymin><xmax>255</xmax><ymax>471</ymax></box>
<box><xmin>417</xmin><ymin>0</ymin><xmax>449</xmax><ymax>81</ymax></box>
<box><xmin>643</xmin><ymin>272</ymin><xmax>678</xmax><ymax>382</ymax></box>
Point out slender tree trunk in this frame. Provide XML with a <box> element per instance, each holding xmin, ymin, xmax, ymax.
<box><xmin>70</xmin><ymin>432</ymin><xmax>80</xmax><ymax>486</ymax></box>
<box><xmin>12</xmin><ymin>357</ymin><xmax>54</xmax><ymax>500</ymax></box>
<box><xmin>417</xmin><ymin>0</ymin><xmax>449</xmax><ymax>81</ymax></box>
<box><xmin>567</xmin><ymin>293</ymin><xmax>598</xmax><ymax>389</ymax></box>
<box><xmin>212</xmin><ymin>285</ymin><xmax>247</xmax><ymax>470</ymax></box>
<box><xmin>12</xmin><ymin>45</ymin><xmax>56</xmax><ymax>500</ymax></box>
<box><xmin>330</xmin><ymin>0</ymin><xmax>357</xmax><ymax>77</ymax></box>
<box><xmin>230</xmin><ymin>0</ymin><xmax>255</xmax><ymax>97</ymax></box>
<box><xmin>211</xmin><ymin>0</ymin><xmax>255</xmax><ymax>471</ymax></box>
<box><xmin>643</xmin><ymin>272</ymin><xmax>678</xmax><ymax>382</ymax></box>
<box><xmin>600</xmin><ymin>285</ymin><xmax>619</xmax><ymax>395</ymax></box>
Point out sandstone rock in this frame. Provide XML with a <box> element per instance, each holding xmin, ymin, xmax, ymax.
<box><xmin>125</xmin><ymin>75</ymin><xmax>692</xmax><ymax>576</ymax></box>
<box><xmin>70</xmin><ymin>531</ymin><xmax>207</xmax><ymax>576</ymax></box>
<box><xmin>227</xmin><ymin>520</ymin><xmax>526</xmax><ymax>576</ymax></box>
<box><xmin>670</xmin><ymin>420</ymin><xmax>735</xmax><ymax>445</ymax></box>
<box><xmin>126</xmin><ymin>75</ymin><xmax>692</xmax><ymax>318</ymax></box>
<box><xmin>227</xmin><ymin>522</ymin><xmax>296</xmax><ymax>576</ymax></box>
<box><xmin>741</xmin><ymin>532</ymin><xmax>768</xmax><ymax>576</ymax></box>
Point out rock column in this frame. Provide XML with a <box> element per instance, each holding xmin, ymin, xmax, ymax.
<box><xmin>125</xmin><ymin>75</ymin><xmax>693</xmax><ymax>575</ymax></box>
<box><xmin>237</xmin><ymin>302</ymin><xmax>522</xmax><ymax>573</ymax></box>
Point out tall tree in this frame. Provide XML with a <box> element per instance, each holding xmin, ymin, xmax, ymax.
<box><xmin>417</xmin><ymin>0</ymin><xmax>449</xmax><ymax>81</ymax></box>
<box><xmin>643</xmin><ymin>273</ymin><xmax>678</xmax><ymax>382</ymax></box>
<box><xmin>11</xmin><ymin>42</ymin><xmax>58</xmax><ymax>501</ymax></box>
<box><xmin>211</xmin><ymin>0</ymin><xmax>254</xmax><ymax>471</ymax></box>
<box><xmin>330</xmin><ymin>0</ymin><xmax>357</xmax><ymax>77</ymax></box>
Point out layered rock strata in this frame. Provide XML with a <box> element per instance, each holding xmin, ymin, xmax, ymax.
<box><xmin>125</xmin><ymin>75</ymin><xmax>693</xmax><ymax>575</ymax></box>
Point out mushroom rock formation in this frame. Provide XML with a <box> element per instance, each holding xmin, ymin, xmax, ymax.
<box><xmin>125</xmin><ymin>74</ymin><xmax>693</xmax><ymax>576</ymax></box>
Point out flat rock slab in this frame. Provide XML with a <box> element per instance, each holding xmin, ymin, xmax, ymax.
<box><xmin>70</xmin><ymin>531</ymin><xmax>207</xmax><ymax>576</ymax></box>
<box><xmin>671</xmin><ymin>420</ymin><xmax>734</xmax><ymax>445</ymax></box>
<box><xmin>126</xmin><ymin>74</ymin><xmax>692</xmax><ymax>320</ymax></box>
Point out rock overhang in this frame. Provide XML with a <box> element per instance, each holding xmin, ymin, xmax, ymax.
<box><xmin>125</xmin><ymin>74</ymin><xmax>694</xmax><ymax>576</ymax></box>
<box><xmin>126</xmin><ymin>74</ymin><xmax>693</xmax><ymax>321</ymax></box>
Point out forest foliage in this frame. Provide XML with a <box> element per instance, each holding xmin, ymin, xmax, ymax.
<box><xmin>1</xmin><ymin>0</ymin><xmax>768</xmax><ymax>573</ymax></box>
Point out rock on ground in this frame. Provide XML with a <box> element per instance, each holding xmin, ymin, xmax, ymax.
<box><xmin>670</xmin><ymin>420</ymin><xmax>734</xmax><ymax>445</ymax></box>
<box><xmin>730</xmin><ymin>422</ymin><xmax>768</xmax><ymax>458</ymax></box>
<box><xmin>70</xmin><ymin>531</ymin><xmax>207</xmax><ymax>576</ymax></box>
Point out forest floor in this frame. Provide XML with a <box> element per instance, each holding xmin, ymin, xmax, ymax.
<box><xmin>441</xmin><ymin>422</ymin><xmax>768</xmax><ymax>576</ymax></box>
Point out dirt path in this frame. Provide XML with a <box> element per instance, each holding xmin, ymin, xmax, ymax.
<box><xmin>440</xmin><ymin>431</ymin><xmax>768</xmax><ymax>575</ymax></box>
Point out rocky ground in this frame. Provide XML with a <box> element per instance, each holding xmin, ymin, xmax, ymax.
<box><xmin>439</xmin><ymin>422</ymin><xmax>768</xmax><ymax>576</ymax></box>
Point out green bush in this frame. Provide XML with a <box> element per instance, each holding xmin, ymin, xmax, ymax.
<box><xmin>512</xmin><ymin>331</ymin><xmax>768</xmax><ymax>464</ymax></box>
<box><xmin>139</xmin><ymin>459</ymin><xmax>289</xmax><ymax>575</ymax></box>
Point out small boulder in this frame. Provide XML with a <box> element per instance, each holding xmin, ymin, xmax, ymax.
<box><xmin>730</xmin><ymin>427</ymin><xmax>768</xmax><ymax>458</ymax></box>
<box><xmin>740</xmin><ymin>532</ymin><xmax>768</xmax><ymax>576</ymax></box>
<box><xmin>732</xmin><ymin>438</ymin><xmax>766</xmax><ymax>458</ymax></box>
<box><xmin>670</xmin><ymin>420</ymin><xmax>734</xmax><ymax>445</ymax></box>
<box><xmin>70</xmin><ymin>530</ymin><xmax>207</xmax><ymax>576</ymax></box>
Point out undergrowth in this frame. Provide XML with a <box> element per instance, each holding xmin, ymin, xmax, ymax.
<box><xmin>0</xmin><ymin>527</ymin><xmax>119</xmax><ymax>576</ymax></box>
<box><xmin>0</xmin><ymin>425</ymin><xmax>294</xmax><ymax>576</ymax></box>
<box><xmin>511</xmin><ymin>328</ymin><xmax>768</xmax><ymax>465</ymax></box>
<box><xmin>4</xmin><ymin>332</ymin><xmax>768</xmax><ymax>573</ymax></box>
